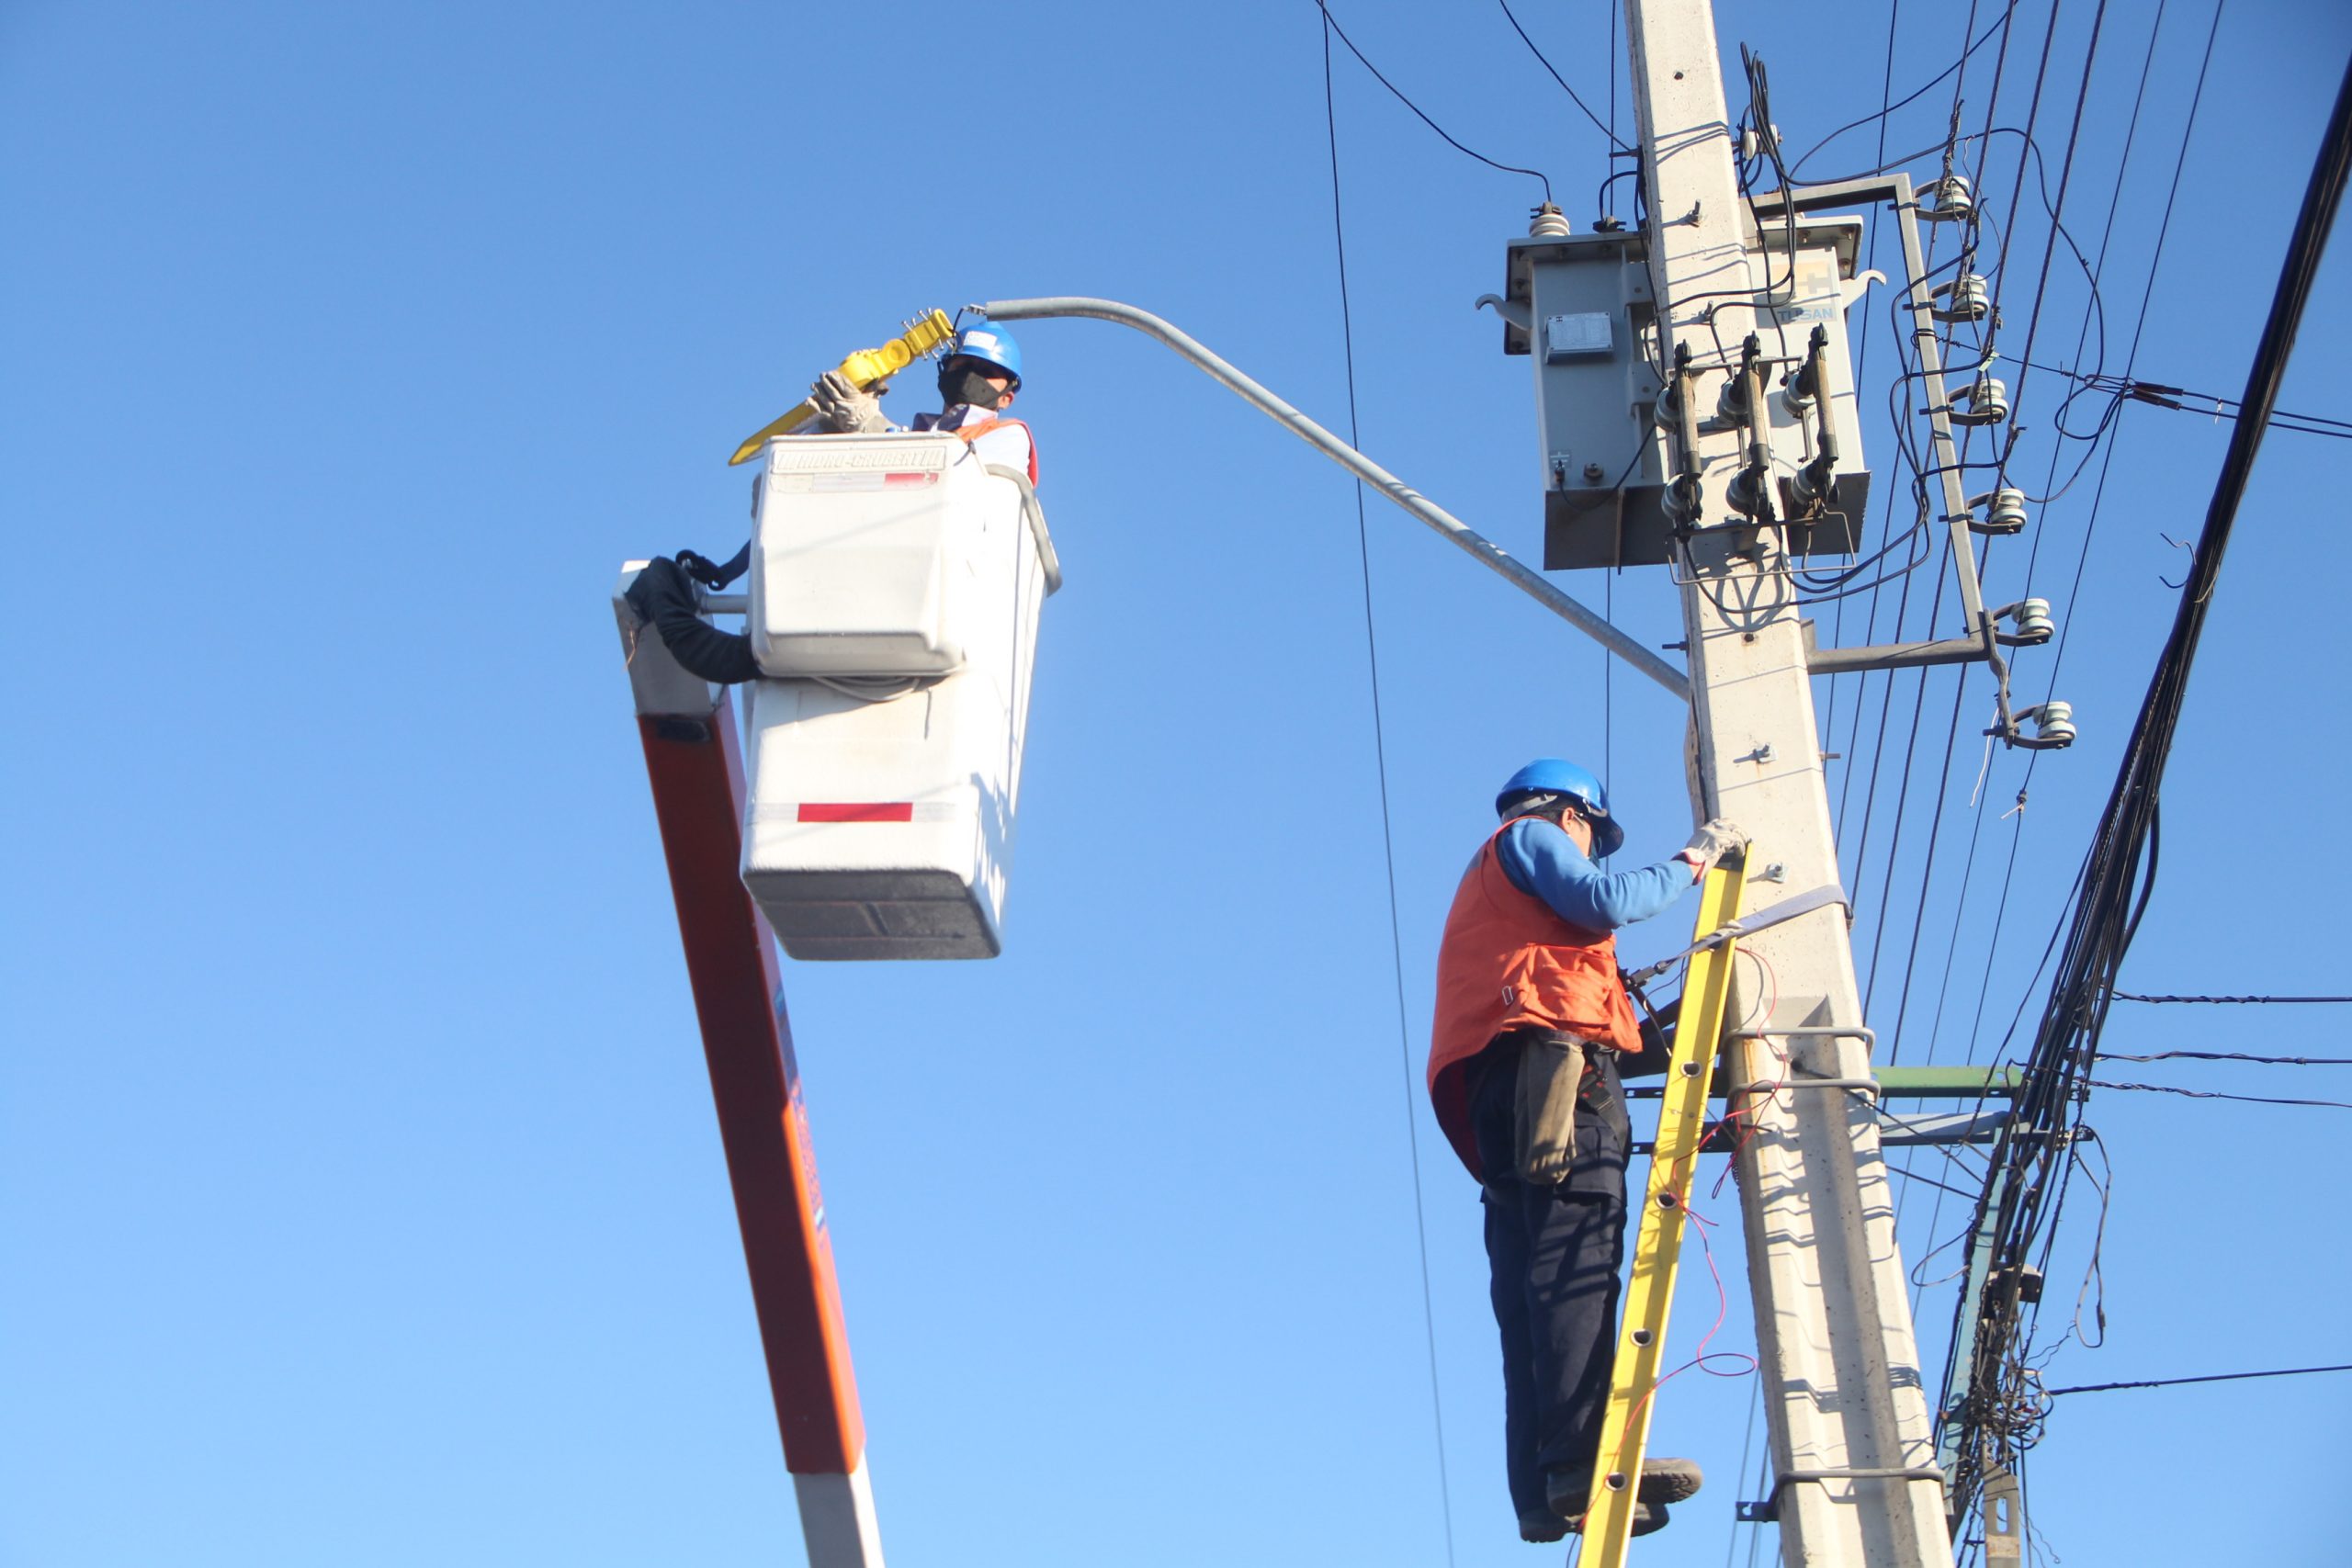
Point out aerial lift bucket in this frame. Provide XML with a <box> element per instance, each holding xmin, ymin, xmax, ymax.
<box><xmin>738</xmin><ymin>432</ymin><xmax>1061</xmax><ymax>960</ymax></box>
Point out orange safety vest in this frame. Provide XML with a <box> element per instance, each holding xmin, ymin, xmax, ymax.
<box><xmin>949</xmin><ymin>416</ymin><xmax>1038</xmax><ymax>486</ymax></box>
<box><xmin>1426</xmin><ymin>819</ymin><xmax>1645</xmax><ymax>1179</ymax></box>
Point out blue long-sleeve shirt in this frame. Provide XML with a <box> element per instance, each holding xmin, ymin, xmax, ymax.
<box><xmin>1495</xmin><ymin>817</ymin><xmax>1692</xmax><ymax>932</ymax></box>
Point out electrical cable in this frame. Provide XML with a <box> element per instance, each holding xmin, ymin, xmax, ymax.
<box><xmin>1317</xmin><ymin>1</ymin><xmax>1552</xmax><ymax>205</ymax></box>
<box><xmin>1821</xmin><ymin>0</ymin><xmax>1912</xmax><ymax>761</ymax></box>
<box><xmin>1939</xmin><ymin>44</ymin><xmax>2352</xmax><ymax>1521</ymax></box>
<box><xmin>1876</xmin><ymin>667</ymin><xmax>1972</xmax><ymax>1058</ymax></box>
<box><xmin>1496</xmin><ymin>0</ymin><xmax>1632</xmax><ymax>152</ymax></box>
<box><xmin>2097</xmin><ymin>1048</ymin><xmax>2352</xmax><ymax>1065</ymax></box>
<box><xmin>1989</xmin><ymin>1</ymin><xmax>2111</xmax><ymax>498</ymax></box>
<box><xmin>2044</xmin><ymin>1363</ymin><xmax>2352</xmax><ymax>1396</ymax></box>
<box><xmin>1318</xmin><ymin>23</ymin><xmax>1455</xmax><ymax>1562</ymax></box>
<box><xmin>2084</xmin><ymin>1080</ymin><xmax>2352</xmax><ymax>1111</ymax></box>
<box><xmin>2033</xmin><ymin>0</ymin><xmax>2224</xmax><ymax>710</ymax></box>
<box><xmin>1788</xmin><ymin>2</ymin><xmax>2017</xmax><ymax>179</ymax></box>
<box><xmin>2108</xmin><ymin>991</ymin><xmax>2352</xmax><ymax>1004</ymax></box>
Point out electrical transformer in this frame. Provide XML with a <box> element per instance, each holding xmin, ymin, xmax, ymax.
<box><xmin>1492</xmin><ymin>215</ymin><xmax>1877</xmax><ymax>570</ymax></box>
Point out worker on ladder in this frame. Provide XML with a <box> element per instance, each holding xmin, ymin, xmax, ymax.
<box><xmin>625</xmin><ymin>324</ymin><xmax>1038</xmax><ymax>682</ymax></box>
<box><xmin>1427</xmin><ymin>760</ymin><xmax>1742</xmax><ymax>1544</ymax></box>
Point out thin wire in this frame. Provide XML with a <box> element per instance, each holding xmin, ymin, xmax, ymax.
<box><xmin>2036</xmin><ymin>0</ymin><xmax>2225</xmax><ymax>705</ymax></box>
<box><xmin>2108</xmin><ymin>991</ymin><xmax>2352</xmax><ymax>1005</ymax></box>
<box><xmin>1609</xmin><ymin>0</ymin><xmax>1619</xmax><ymax>149</ymax></box>
<box><xmin>1722</xmin><ymin>1371</ymin><xmax>1762</xmax><ymax>1568</ymax></box>
<box><xmin>1822</xmin><ymin>0</ymin><xmax>1908</xmax><ymax>760</ymax></box>
<box><xmin>1993</xmin><ymin>0</ymin><xmax>2111</xmax><ymax>482</ymax></box>
<box><xmin>2045</xmin><ymin>1363</ymin><xmax>2352</xmax><ymax>1396</ymax></box>
<box><xmin>1317</xmin><ymin>1</ymin><xmax>1552</xmax><ymax>204</ymax></box>
<box><xmin>1497</xmin><ymin>0</ymin><xmax>1633</xmax><ymax>152</ymax></box>
<box><xmin>2085</xmin><ymin>1080</ymin><xmax>2352</xmax><ymax>1111</ymax></box>
<box><xmin>1787</xmin><ymin>2</ymin><xmax>2016</xmax><ymax>179</ymax></box>
<box><xmin>1320</xmin><ymin>22</ymin><xmax>1455</xmax><ymax>1563</ymax></box>
<box><xmin>2098</xmin><ymin>1049</ymin><xmax>2352</xmax><ymax>1065</ymax></box>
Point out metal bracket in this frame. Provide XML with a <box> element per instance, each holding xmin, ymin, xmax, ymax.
<box><xmin>1736</xmin><ymin>1465</ymin><xmax>1948</xmax><ymax>1523</ymax></box>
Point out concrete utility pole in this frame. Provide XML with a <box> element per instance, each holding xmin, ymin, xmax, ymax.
<box><xmin>1624</xmin><ymin>2</ymin><xmax>1954</xmax><ymax>1562</ymax></box>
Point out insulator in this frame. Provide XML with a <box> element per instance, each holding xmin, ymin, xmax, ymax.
<box><xmin>1782</xmin><ymin>324</ymin><xmax>1832</xmax><ymax>416</ymax></box>
<box><xmin>1967</xmin><ymin>486</ymin><xmax>2029</xmax><ymax>535</ymax></box>
<box><xmin>1792</xmin><ymin>452</ymin><xmax>1836</xmax><ymax>512</ymax></box>
<box><xmin>1716</xmin><ymin>370</ymin><xmax>1753</xmax><ymax>424</ymax></box>
<box><xmin>1725</xmin><ymin>464</ymin><xmax>1771</xmax><ymax>520</ymax></box>
<box><xmin>1932</xmin><ymin>272</ymin><xmax>1990</xmax><ymax>323</ymax></box>
<box><xmin>1791</xmin><ymin>465</ymin><xmax>1821</xmax><ymax>512</ymax></box>
<box><xmin>2023</xmin><ymin>700</ymin><xmax>2075</xmax><ymax>748</ymax></box>
<box><xmin>1654</xmin><ymin>382</ymin><xmax>1681</xmax><ymax>427</ymax></box>
<box><xmin>1923</xmin><ymin>175</ymin><xmax>1975</xmax><ymax>223</ymax></box>
<box><xmin>2010</xmin><ymin>597</ymin><xmax>2054</xmax><ymax>643</ymax></box>
<box><xmin>1530</xmin><ymin>203</ymin><xmax>1572</xmax><ymax>239</ymax></box>
<box><xmin>1951</xmin><ymin>373</ymin><xmax>2009</xmax><ymax>426</ymax></box>
<box><xmin>1664</xmin><ymin>474</ymin><xmax>1705</xmax><ymax>525</ymax></box>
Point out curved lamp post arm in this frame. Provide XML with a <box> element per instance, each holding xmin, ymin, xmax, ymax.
<box><xmin>975</xmin><ymin>295</ymin><xmax>1690</xmax><ymax>701</ymax></box>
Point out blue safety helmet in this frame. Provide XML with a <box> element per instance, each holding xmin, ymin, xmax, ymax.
<box><xmin>1495</xmin><ymin>758</ymin><xmax>1623</xmax><ymax>857</ymax></box>
<box><xmin>948</xmin><ymin>324</ymin><xmax>1023</xmax><ymax>388</ymax></box>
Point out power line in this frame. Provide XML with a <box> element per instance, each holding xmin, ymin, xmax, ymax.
<box><xmin>1940</xmin><ymin>43</ymin><xmax>2352</xmax><ymax>1518</ymax></box>
<box><xmin>2109</xmin><ymin>990</ymin><xmax>2352</xmax><ymax>1005</ymax></box>
<box><xmin>2033</xmin><ymin>0</ymin><xmax>2226</xmax><ymax>705</ymax></box>
<box><xmin>1317</xmin><ymin>18</ymin><xmax>1457</xmax><ymax>1565</ymax></box>
<box><xmin>2098</xmin><ymin>1049</ymin><xmax>2352</xmax><ymax>1065</ymax></box>
<box><xmin>1496</xmin><ymin>0</ymin><xmax>1632</xmax><ymax>152</ymax></box>
<box><xmin>2044</xmin><ymin>1363</ymin><xmax>2352</xmax><ymax>1397</ymax></box>
<box><xmin>1788</xmin><ymin>2</ymin><xmax>2018</xmax><ymax>180</ymax></box>
<box><xmin>2086</xmin><ymin>1080</ymin><xmax>2352</xmax><ymax>1111</ymax></box>
<box><xmin>1317</xmin><ymin>1</ymin><xmax>1553</xmax><ymax>204</ymax></box>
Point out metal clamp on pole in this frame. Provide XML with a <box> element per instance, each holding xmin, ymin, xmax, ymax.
<box><xmin>1724</xmin><ymin>1025</ymin><xmax>1877</xmax><ymax>1045</ymax></box>
<box><xmin>1737</xmin><ymin>1466</ymin><xmax>1950</xmax><ymax>1523</ymax></box>
<box><xmin>1743</xmin><ymin>1074</ymin><xmax>1882</xmax><ymax>1100</ymax></box>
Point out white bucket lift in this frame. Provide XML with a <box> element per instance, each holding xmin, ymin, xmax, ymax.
<box><xmin>739</xmin><ymin>432</ymin><xmax>1060</xmax><ymax>960</ymax></box>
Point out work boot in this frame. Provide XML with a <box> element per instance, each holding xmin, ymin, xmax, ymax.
<box><xmin>1556</xmin><ymin>1501</ymin><xmax>1668</xmax><ymax>1538</ymax></box>
<box><xmin>1634</xmin><ymin>1456</ymin><xmax>1704</xmax><ymax>1504</ymax></box>
<box><xmin>1518</xmin><ymin>1507</ymin><xmax>1569</xmax><ymax>1544</ymax></box>
<box><xmin>1546</xmin><ymin>1457</ymin><xmax>1704</xmax><ymax>1517</ymax></box>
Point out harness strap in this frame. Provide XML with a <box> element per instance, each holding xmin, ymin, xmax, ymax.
<box><xmin>949</xmin><ymin>415</ymin><xmax>1038</xmax><ymax>484</ymax></box>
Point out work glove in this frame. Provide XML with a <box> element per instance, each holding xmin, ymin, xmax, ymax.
<box><xmin>1678</xmin><ymin>818</ymin><xmax>1747</xmax><ymax>877</ymax></box>
<box><xmin>811</xmin><ymin>369</ymin><xmax>889</xmax><ymax>434</ymax></box>
<box><xmin>675</xmin><ymin>544</ymin><xmax>750</xmax><ymax>591</ymax></box>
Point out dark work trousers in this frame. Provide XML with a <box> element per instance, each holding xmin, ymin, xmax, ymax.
<box><xmin>1468</xmin><ymin>1031</ymin><xmax>1631</xmax><ymax>1520</ymax></box>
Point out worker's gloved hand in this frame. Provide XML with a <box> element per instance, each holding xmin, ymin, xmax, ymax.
<box><xmin>676</xmin><ymin>549</ymin><xmax>730</xmax><ymax>589</ymax></box>
<box><xmin>1677</xmin><ymin>818</ymin><xmax>1747</xmax><ymax>878</ymax></box>
<box><xmin>679</xmin><ymin>543</ymin><xmax>752</xmax><ymax>589</ymax></box>
<box><xmin>812</xmin><ymin>369</ymin><xmax>889</xmax><ymax>434</ymax></box>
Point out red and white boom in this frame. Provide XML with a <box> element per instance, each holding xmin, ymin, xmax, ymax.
<box><xmin>615</xmin><ymin>570</ymin><xmax>883</xmax><ymax>1567</ymax></box>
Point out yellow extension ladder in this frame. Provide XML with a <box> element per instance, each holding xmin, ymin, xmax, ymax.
<box><xmin>1577</xmin><ymin>852</ymin><xmax>1749</xmax><ymax>1564</ymax></box>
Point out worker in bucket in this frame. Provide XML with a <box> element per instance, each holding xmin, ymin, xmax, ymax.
<box><xmin>811</xmin><ymin>321</ymin><xmax>1036</xmax><ymax>483</ymax></box>
<box><xmin>1426</xmin><ymin>759</ymin><xmax>1743</xmax><ymax>1543</ymax></box>
<box><xmin>624</xmin><ymin>324</ymin><xmax>1036</xmax><ymax>684</ymax></box>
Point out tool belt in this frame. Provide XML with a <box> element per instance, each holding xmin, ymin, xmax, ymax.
<box><xmin>1492</xmin><ymin>1027</ymin><xmax>1623</xmax><ymax>1185</ymax></box>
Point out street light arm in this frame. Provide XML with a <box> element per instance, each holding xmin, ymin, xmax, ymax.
<box><xmin>974</xmin><ymin>295</ymin><xmax>1691</xmax><ymax>701</ymax></box>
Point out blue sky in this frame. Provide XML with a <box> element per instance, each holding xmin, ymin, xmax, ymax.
<box><xmin>6</xmin><ymin>3</ymin><xmax>2348</xmax><ymax>1564</ymax></box>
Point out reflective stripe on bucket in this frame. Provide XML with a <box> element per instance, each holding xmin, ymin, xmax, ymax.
<box><xmin>797</xmin><ymin>803</ymin><xmax>915</xmax><ymax>823</ymax></box>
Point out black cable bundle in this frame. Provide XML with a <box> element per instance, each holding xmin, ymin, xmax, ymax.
<box><xmin>1938</xmin><ymin>51</ymin><xmax>2352</xmax><ymax>1527</ymax></box>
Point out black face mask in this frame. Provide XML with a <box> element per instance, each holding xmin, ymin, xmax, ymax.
<box><xmin>939</xmin><ymin>362</ymin><xmax>1011</xmax><ymax>412</ymax></box>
